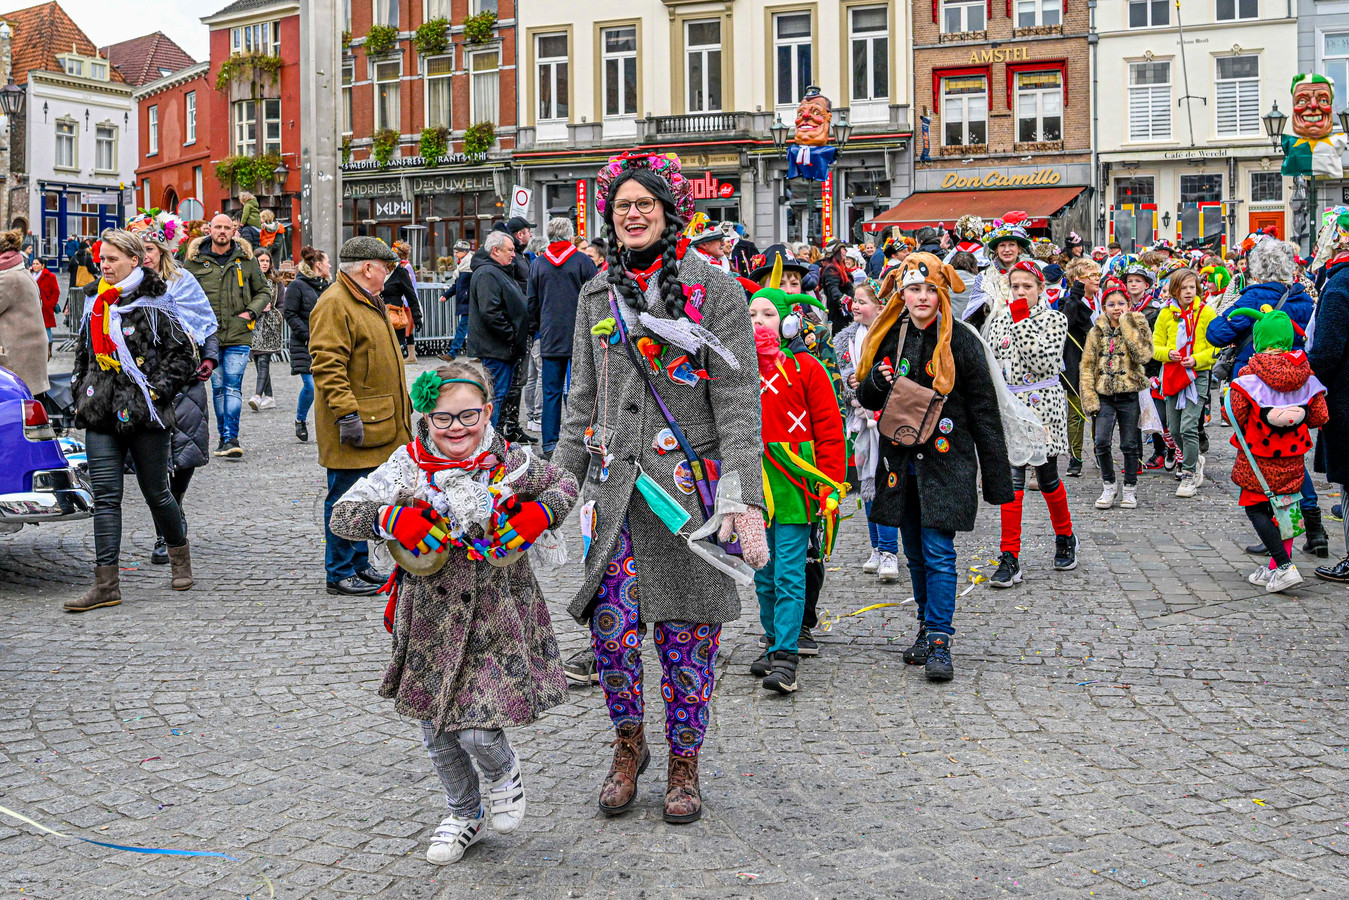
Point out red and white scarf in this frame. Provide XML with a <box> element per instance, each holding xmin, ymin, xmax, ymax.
<box><xmin>543</xmin><ymin>240</ymin><xmax>577</xmax><ymax>266</ymax></box>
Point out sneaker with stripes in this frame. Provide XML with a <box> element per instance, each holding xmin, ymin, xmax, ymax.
<box><xmin>487</xmin><ymin>755</ymin><xmax>527</xmax><ymax>834</ymax></box>
<box><xmin>426</xmin><ymin>806</ymin><xmax>485</xmax><ymax>865</ymax></box>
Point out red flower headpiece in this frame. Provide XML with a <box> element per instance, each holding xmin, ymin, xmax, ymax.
<box><xmin>595</xmin><ymin>151</ymin><xmax>695</xmax><ymax>223</ymax></box>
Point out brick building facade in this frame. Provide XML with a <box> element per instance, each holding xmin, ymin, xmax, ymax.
<box><xmin>133</xmin><ymin>63</ymin><xmax>211</xmax><ymax>218</ymax></box>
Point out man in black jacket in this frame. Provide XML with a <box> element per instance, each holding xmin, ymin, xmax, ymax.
<box><xmin>489</xmin><ymin>216</ymin><xmax>536</xmax><ymax>440</ymax></box>
<box><xmin>466</xmin><ymin>230</ymin><xmax>529</xmax><ymax>428</ymax></box>
<box><xmin>439</xmin><ymin>239</ymin><xmax>473</xmax><ymax>359</ymax></box>
<box><xmin>528</xmin><ymin>217</ymin><xmax>597</xmax><ymax>454</ymax></box>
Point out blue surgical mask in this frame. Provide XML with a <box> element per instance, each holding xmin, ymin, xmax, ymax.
<box><xmin>634</xmin><ymin>467</ymin><xmax>691</xmax><ymax>534</ymax></box>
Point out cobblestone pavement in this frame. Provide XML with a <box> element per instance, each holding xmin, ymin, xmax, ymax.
<box><xmin>4</xmin><ymin>354</ymin><xmax>1349</xmax><ymax>899</ymax></box>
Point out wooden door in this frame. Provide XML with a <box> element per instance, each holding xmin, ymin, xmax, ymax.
<box><xmin>1249</xmin><ymin>211</ymin><xmax>1284</xmax><ymax>239</ymax></box>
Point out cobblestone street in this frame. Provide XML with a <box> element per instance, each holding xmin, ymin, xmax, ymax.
<box><xmin>4</xmin><ymin>357</ymin><xmax>1349</xmax><ymax>899</ymax></box>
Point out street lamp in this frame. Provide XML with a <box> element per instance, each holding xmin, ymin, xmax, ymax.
<box><xmin>830</xmin><ymin>111</ymin><xmax>853</xmax><ymax>151</ymax></box>
<box><xmin>1262</xmin><ymin>101</ymin><xmax>1287</xmax><ymax>150</ymax></box>
<box><xmin>1339</xmin><ymin>108</ymin><xmax>1349</xmax><ymax>136</ymax></box>
<box><xmin>770</xmin><ymin>114</ymin><xmax>790</xmax><ymax>150</ymax></box>
<box><xmin>0</xmin><ymin>76</ymin><xmax>24</xmax><ymax>119</ymax></box>
<box><xmin>271</xmin><ymin>160</ymin><xmax>289</xmax><ymax>191</ymax></box>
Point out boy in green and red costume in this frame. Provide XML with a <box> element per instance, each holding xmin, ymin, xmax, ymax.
<box><xmin>746</xmin><ymin>257</ymin><xmax>846</xmax><ymax>694</ymax></box>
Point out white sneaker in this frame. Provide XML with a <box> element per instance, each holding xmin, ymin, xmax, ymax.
<box><xmin>1095</xmin><ymin>483</ymin><xmax>1118</xmax><ymax>509</ymax></box>
<box><xmin>1120</xmin><ymin>486</ymin><xmax>1137</xmax><ymax>509</ymax></box>
<box><xmin>486</xmin><ymin>755</ymin><xmax>526</xmax><ymax>834</ymax></box>
<box><xmin>1247</xmin><ymin>566</ymin><xmax>1273</xmax><ymax>586</ymax></box>
<box><xmin>426</xmin><ymin>806</ymin><xmax>486</xmax><ymax>864</ymax></box>
<box><xmin>877</xmin><ymin>552</ymin><xmax>900</xmax><ymax>583</ymax></box>
<box><xmin>1266</xmin><ymin>563</ymin><xmax>1304</xmax><ymax>593</ymax></box>
<box><xmin>1175</xmin><ymin>476</ymin><xmax>1197</xmax><ymax>498</ymax></box>
<box><xmin>1193</xmin><ymin>454</ymin><xmax>1207</xmax><ymax>487</ymax></box>
<box><xmin>862</xmin><ymin>549</ymin><xmax>884</xmax><ymax>574</ymax></box>
<box><xmin>526</xmin><ymin>418</ymin><xmax>542</xmax><ymax>433</ymax></box>
<box><xmin>247</xmin><ymin>395</ymin><xmax>261</xmax><ymax>411</ymax></box>
<box><xmin>258</xmin><ymin>395</ymin><xmax>276</xmax><ymax>410</ymax></box>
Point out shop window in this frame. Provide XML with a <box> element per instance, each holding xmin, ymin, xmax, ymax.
<box><xmin>185</xmin><ymin>92</ymin><xmax>196</xmax><ymax>144</ymax></box>
<box><xmin>1216</xmin><ymin>0</ymin><xmax>1257</xmax><ymax>20</ymax></box>
<box><xmin>1016</xmin><ymin>71</ymin><xmax>1062</xmax><ymax>142</ymax></box>
<box><xmin>602</xmin><ymin>26</ymin><xmax>637</xmax><ymax>119</ymax></box>
<box><xmin>375</xmin><ymin>0</ymin><xmax>398</xmax><ymax>27</ymax></box>
<box><xmin>536</xmin><ymin>34</ymin><xmax>569</xmax><ymax>121</ymax></box>
<box><xmin>232</xmin><ymin>100</ymin><xmax>257</xmax><ymax>155</ymax></box>
<box><xmin>470</xmin><ymin>50</ymin><xmax>500</xmax><ymax>124</ymax></box>
<box><xmin>1016</xmin><ymin>0</ymin><xmax>1060</xmax><ymax>28</ymax></box>
<box><xmin>942</xmin><ymin>74</ymin><xmax>987</xmax><ymax>146</ymax></box>
<box><xmin>341</xmin><ymin>63</ymin><xmax>354</xmax><ymax>136</ymax></box>
<box><xmin>941</xmin><ymin>0</ymin><xmax>985</xmax><ymax>33</ymax></box>
<box><xmin>426</xmin><ymin>55</ymin><xmax>453</xmax><ymax>129</ymax></box>
<box><xmin>1181</xmin><ymin>174</ymin><xmax>1222</xmax><ymax>203</ymax></box>
<box><xmin>1128</xmin><ymin>0</ymin><xmax>1168</xmax><ymax>27</ymax></box>
<box><xmin>1326</xmin><ymin>34</ymin><xmax>1349</xmax><ymax>115</ymax></box>
<box><xmin>1114</xmin><ymin>176</ymin><xmax>1155</xmax><ymax>206</ymax></box>
<box><xmin>96</xmin><ymin>125</ymin><xmax>116</xmax><ymax>172</ymax></box>
<box><xmin>375</xmin><ymin>59</ymin><xmax>401</xmax><ymax>133</ymax></box>
<box><xmin>263</xmin><ymin>98</ymin><xmax>282</xmax><ymax>155</ymax></box>
<box><xmin>774</xmin><ymin>13</ymin><xmax>812</xmax><ymax>108</ymax></box>
<box><xmin>148</xmin><ymin>105</ymin><xmax>159</xmax><ymax>155</ymax></box>
<box><xmin>1215</xmin><ymin>56</ymin><xmax>1260</xmax><ymax>138</ymax></box>
<box><xmin>686</xmin><ymin>20</ymin><xmax>722</xmax><ymax>113</ymax></box>
<box><xmin>1250</xmin><ymin>171</ymin><xmax>1283</xmax><ymax>203</ymax></box>
<box><xmin>850</xmin><ymin>6</ymin><xmax>888</xmax><ymax>103</ymax></box>
<box><xmin>1128</xmin><ymin>60</ymin><xmax>1171</xmax><ymax>141</ymax></box>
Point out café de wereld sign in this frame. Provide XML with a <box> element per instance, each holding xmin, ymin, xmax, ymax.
<box><xmin>940</xmin><ymin>168</ymin><xmax>1063</xmax><ymax>190</ymax></box>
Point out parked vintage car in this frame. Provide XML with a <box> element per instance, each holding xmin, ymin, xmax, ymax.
<box><xmin>0</xmin><ymin>365</ymin><xmax>92</xmax><ymax>533</ymax></box>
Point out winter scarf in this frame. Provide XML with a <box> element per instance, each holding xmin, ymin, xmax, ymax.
<box><xmin>83</xmin><ymin>267</ymin><xmax>179</xmax><ymax>426</ymax></box>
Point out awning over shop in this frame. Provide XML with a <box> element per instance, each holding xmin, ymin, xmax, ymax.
<box><xmin>862</xmin><ymin>186</ymin><xmax>1088</xmax><ymax>232</ymax></box>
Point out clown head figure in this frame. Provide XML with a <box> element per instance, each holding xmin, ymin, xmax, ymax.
<box><xmin>1292</xmin><ymin>74</ymin><xmax>1335</xmax><ymax>142</ymax></box>
<box><xmin>794</xmin><ymin>86</ymin><xmax>833</xmax><ymax>147</ymax></box>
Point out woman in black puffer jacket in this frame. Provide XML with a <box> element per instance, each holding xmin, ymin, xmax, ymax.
<box><xmin>283</xmin><ymin>245</ymin><xmax>330</xmax><ymax>442</ymax></box>
<box><xmin>70</xmin><ymin>229</ymin><xmax>200</xmax><ymax>613</ymax></box>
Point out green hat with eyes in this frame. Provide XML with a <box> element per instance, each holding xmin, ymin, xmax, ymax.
<box><xmin>410</xmin><ymin>371</ymin><xmax>488</xmax><ymax>413</ymax></box>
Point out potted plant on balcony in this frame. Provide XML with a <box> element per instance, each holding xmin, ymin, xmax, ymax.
<box><xmin>372</xmin><ymin>128</ymin><xmax>400</xmax><ymax>167</ymax></box>
<box><xmin>462</xmin><ymin>10</ymin><xmax>496</xmax><ymax>45</ymax></box>
<box><xmin>364</xmin><ymin>24</ymin><xmax>399</xmax><ymax>57</ymax></box>
<box><xmin>462</xmin><ymin>121</ymin><xmax>495</xmax><ymax>157</ymax></box>
<box><xmin>414</xmin><ymin>18</ymin><xmax>450</xmax><ymax>56</ymax></box>
<box><xmin>214</xmin><ymin>52</ymin><xmax>283</xmax><ymax>91</ymax></box>
<box><xmin>214</xmin><ymin>152</ymin><xmax>284</xmax><ymax>191</ymax></box>
<box><xmin>420</xmin><ymin>126</ymin><xmax>450</xmax><ymax>165</ymax></box>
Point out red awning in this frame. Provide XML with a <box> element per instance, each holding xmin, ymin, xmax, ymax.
<box><xmin>863</xmin><ymin>186</ymin><xmax>1088</xmax><ymax>231</ymax></box>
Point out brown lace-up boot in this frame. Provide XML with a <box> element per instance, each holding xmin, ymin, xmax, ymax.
<box><xmin>663</xmin><ymin>752</ymin><xmax>701</xmax><ymax>824</ymax></box>
<box><xmin>64</xmin><ymin>565</ymin><xmax>122</xmax><ymax>612</ymax></box>
<box><xmin>597</xmin><ymin>722</ymin><xmax>649</xmax><ymax>815</ymax></box>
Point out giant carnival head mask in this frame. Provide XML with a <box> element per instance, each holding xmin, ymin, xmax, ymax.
<box><xmin>794</xmin><ymin>86</ymin><xmax>833</xmax><ymax>147</ymax></box>
<box><xmin>1292</xmin><ymin>74</ymin><xmax>1335</xmax><ymax>141</ymax></box>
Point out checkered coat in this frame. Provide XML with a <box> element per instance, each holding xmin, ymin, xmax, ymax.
<box><xmin>554</xmin><ymin>252</ymin><xmax>764</xmax><ymax>625</ymax></box>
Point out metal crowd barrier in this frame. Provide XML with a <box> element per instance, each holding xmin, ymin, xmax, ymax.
<box><xmin>412</xmin><ymin>283</ymin><xmax>458</xmax><ymax>355</ymax></box>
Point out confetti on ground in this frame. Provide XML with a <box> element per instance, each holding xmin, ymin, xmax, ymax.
<box><xmin>1252</xmin><ymin>799</ymin><xmax>1266</xmax><ymax>806</ymax></box>
<box><xmin>736</xmin><ymin>873</ymin><xmax>760</xmax><ymax>881</ymax></box>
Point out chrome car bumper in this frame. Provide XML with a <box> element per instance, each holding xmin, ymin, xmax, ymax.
<box><xmin>0</xmin><ymin>468</ymin><xmax>94</xmax><ymax>524</ymax></box>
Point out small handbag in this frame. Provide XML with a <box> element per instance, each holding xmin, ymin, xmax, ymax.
<box><xmin>386</xmin><ymin>303</ymin><xmax>412</xmax><ymax>331</ymax></box>
<box><xmin>876</xmin><ymin>317</ymin><xmax>947</xmax><ymax>448</ymax></box>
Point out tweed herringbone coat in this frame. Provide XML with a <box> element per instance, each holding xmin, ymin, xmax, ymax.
<box><xmin>554</xmin><ymin>251</ymin><xmax>764</xmax><ymax>626</ymax></box>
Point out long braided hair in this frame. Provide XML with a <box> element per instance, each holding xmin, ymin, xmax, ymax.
<box><xmin>602</xmin><ymin>169</ymin><xmax>688</xmax><ymax>319</ymax></box>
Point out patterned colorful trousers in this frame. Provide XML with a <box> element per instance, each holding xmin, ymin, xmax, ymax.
<box><xmin>590</xmin><ymin>523</ymin><xmax>721</xmax><ymax>758</ymax></box>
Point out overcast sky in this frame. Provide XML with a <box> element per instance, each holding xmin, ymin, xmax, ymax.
<box><xmin>62</xmin><ymin>0</ymin><xmax>211</xmax><ymax>62</ymax></box>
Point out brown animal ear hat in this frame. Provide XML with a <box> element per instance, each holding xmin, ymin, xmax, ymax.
<box><xmin>858</xmin><ymin>252</ymin><xmax>964</xmax><ymax>394</ymax></box>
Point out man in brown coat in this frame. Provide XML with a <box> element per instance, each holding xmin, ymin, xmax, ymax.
<box><xmin>308</xmin><ymin>236</ymin><xmax>413</xmax><ymax>596</ymax></box>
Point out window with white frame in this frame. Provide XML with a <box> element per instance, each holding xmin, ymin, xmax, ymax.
<box><xmin>602</xmin><ymin>26</ymin><xmax>637</xmax><ymax>118</ymax></box>
<box><xmin>1216</xmin><ymin>0</ymin><xmax>1257</xmax><ymax>20</ymax></box>
<box><xmin>1327</xmin><ymin>34</ymin><xmax>1349</xmax><ymax>122</ymax></box>
<box><xmin>185</xmin><ymin>91</ymin><xmax>196</xmax><ymax>144</ymax></box>
<box><xmin>341</xmin><ymin>62</ymin><xmax>354</xmax><ymax>135</ymax></box>
<box><xmin>376</xmin><ymin>0</ymin><xmax>398</xmax><ymax>27</ymax></box>
<box><xmin>942</xmin><ymin>74</ymin><xmax>987</xmax><ymax>146</ymax></box>
<box><xmin>425</xmin><ymin>0</ymin><xmax>449</xmax><ymax>18</ymax></box>
<box><xmin>1016</xmin><ymin>0</ymin><xmax>1060</xmax><ymax>27</ymax></box>
<box><xmin>375</xmin><ymin>59</ymin><xmax>401</xmax><ymax>132</ymax></box>
<box><xmin>942</xmin><ymin>0</ymin><xmax>985</xmax><ymax>33</ymax></box>
<box><xmin>472</xmin><ymin>0</ymin><xmax>497</xmax><ymax>12</ymax></box>
<box><xmin>55</xmin><ymin>120</ymin><xmax>76</xmax><ymax>168</ymax></box>
<box><xmin>426</xmin><ymin>55</ymin><xmax>453</xmax><ymax>128</ymax></box>
<box><xmin>62</xmin><ymin>58</ymin><xmax>83</xmax><ymax>77</ymax></box>
<box><xmin>850</xmin><ymin>6</ymin><xmax>888</xmax><ymax>102</ymax></box>
<box><xmin>89</xmin><ymin>61</ymin><xmax>108</xmax><ymax>80</ymax></box>
<box><xmin>148</xmin><ymin>105</ymin><xmax>159</xmax><ymax>154</ymax></box>
<box><xmin>774</xmin><ymin>13</ymin><xmax>812</xmax><ymax>107</ymax></box>
<box><xmin>263</xmin><ymin>98</ymin><xmax>282</xmax><ymax>154</ymax></box>
<box><xmin>470</xmin><ymin>50</ymin><xmax>499</xmax><ymax>124</ymax></box>
<box><xmin>232</xmin><ymin>100</ymin><xmax>257</xmax><ymax>155</ymax></box>
<box><xmin>1250</xmin><ymin>171</ymin><xmax>1283</xmax><ymax>202</ymax></box>
<box><xmin>1128</xmin><ymin>60</ymin><xmax>1171</xmax><ymax>140</ymax></box>
<box><xmin>536</xmin><ymin>34</ymin><xmax>568</xmax><ymax>121</ymax></box>
<box><xmin>1128</xmin><ymin>0</ymin><xmax>1168</xmax><ymax>27</ymax></box>
<box><xmin>95</xmin><ymin>124</ymin><xmax>116</xmax><ymax>172</ymax></box>
<box><xmin>343</xmin><ymin>0</ymin><xmax>351</xmax><ymax>28</ymax></box>
<box><xmin>1016</xmin><ymin>70</ymin><xmax>1062</xmax><ymax>142</ymax></box>
<box><xmin>231</xmin><ymin>21</ymin><xmax>280</xmax><ymax>55</ymax></box>
<box><xmin>1215</xmin><ymin>55</ymin><xmax>1260</xmax><ymax>137</ymax></box>
<box><xmin>686</xmin><ymin>20</ymin><xmax>722</xmax><ymax>113</ymax></box>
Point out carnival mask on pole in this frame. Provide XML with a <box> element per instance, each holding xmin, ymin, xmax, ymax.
<box><xmin>786</xmin><ymin>85</ymin><xmax>838</xmax><ymax>183</ymax></box>
<box><xmin>1282</xmin><ymin>73</ymin><xmax>1346</xmax><ymax>179</ymax></box>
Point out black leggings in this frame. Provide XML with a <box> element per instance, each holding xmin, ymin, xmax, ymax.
<box><xmin>153</xmin><ymin>468</ymin><xmax>195</xmax><ymax>541</ymax></box>
<box><xmin>254</xmin><ymin>354</ymin><xmax>273</xmax><ymax>397</ymax></box>
<box><xmin>86</xmin><ymin>429</ymin><xmax>186</xmax><ymax>566</ymax></box>
<box><xmin>1245</xmin><ymin>503</ymin><xmax>1291</xmax><ymax>567</ymax></box>
<box><xmin>1011</xmin><ymin>455</ymin><xmax>1062</xmax><ymax>494</ymax></box>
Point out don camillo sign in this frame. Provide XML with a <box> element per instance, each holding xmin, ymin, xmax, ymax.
<box><xmin>940</xmin><ymin>168</ymin><xmax>1063</xmax><ymax>190</ymax></box>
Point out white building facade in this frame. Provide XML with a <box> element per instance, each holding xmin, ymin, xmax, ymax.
<box><xmin>1298</xmin><ymin>0</ymin><xmax>1349</xmax><ymax>246</ymax></box>
<box><xmin>1095</xmin><ymin>0</ymin><xmax>1296</xmax><ymax>253</ymax></box>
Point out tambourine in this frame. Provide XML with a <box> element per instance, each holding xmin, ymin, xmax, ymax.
<box><xmin>386</xmin><ymin>539</ymin><xmax>528</xmax><ymax>574</ymax></box>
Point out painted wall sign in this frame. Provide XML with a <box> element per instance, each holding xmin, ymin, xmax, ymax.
<box><xmin>940</xmin><ymin>168</ymin><xmax>1063</xmax><ymax>190</ymax></box>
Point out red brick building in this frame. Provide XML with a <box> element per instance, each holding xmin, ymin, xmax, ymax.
<box><xmin>133</xmin><ymin>62</ymin><xmax>211</xmax><ymax>217</ymax></box>
<box><xmin>102</xmin><ymin>32</ymin><xmax>197</xmax><ymax>88</ymax></box>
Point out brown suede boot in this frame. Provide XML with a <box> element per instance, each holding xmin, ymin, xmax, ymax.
<box><xmin>663</xmin><ymin>753</ymin><xmax>701</xmax><ymax>824</ymax></box>
<box><xmin>64</xmin><ymin>565</ymin><xmax>122</xmax><ymax>612</ymax></box>
<box><xmin>597</xmin><ymin>722</ymin><xmax>649</xmax><ymax>815</ymax></box>
<box><xmin>167</xmin><ymin>543</ymin><xmax>193</xmax><ymax>591</ymax></box>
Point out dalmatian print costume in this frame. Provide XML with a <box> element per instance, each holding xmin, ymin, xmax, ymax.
<box><xmin>983</xmin><ymin>299</ymin><xmax>1070</xmax><ymax>457</ymax></box>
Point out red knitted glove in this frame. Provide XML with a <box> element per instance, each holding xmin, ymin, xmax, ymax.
<box><xmin>1009</xmin><ymin>297</ymin><xmax>1031</xmax><ymax>323</ymax></box>
<box><xmin>491</xmin><ymin>495</ymin><xmax>554</xmax><ymax>552</ymax></box>
<box><xmin>378</xmin><ymin>503</ymin><xmax>450</xmax><ymax>555</ymax></box>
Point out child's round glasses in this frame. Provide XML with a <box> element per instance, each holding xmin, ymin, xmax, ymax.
<box><xmin>427</xmin><ymin>408</ymin><xmax>484</xmax><ymax>429</ymax></box>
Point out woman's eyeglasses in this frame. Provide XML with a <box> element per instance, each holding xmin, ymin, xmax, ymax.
<box><xmin>426</xmin><ymin>408</ymin><xmax>483</xmax><ymax>429</ymax></box>
<box><xmin>612</xmin><ymin>197</ymin><xmax>658</xmax><ymax>216</ymax></box>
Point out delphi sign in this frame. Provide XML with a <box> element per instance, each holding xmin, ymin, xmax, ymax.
<box><xmin>940</xmin><ymin>168</ymin><xmax>1063</xmax><ymax>190</ymax></box>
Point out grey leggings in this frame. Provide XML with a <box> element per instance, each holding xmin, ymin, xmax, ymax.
<box><xmin>420</xmin><ymin>722</ymin><xmax>515</xmax><ymax>817</ymax></box>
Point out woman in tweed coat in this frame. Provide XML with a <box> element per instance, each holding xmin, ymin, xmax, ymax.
<box><xmin>554</xmin><ymin>151</ymin><xmax>767</xmax><ymax>825</ymax></box>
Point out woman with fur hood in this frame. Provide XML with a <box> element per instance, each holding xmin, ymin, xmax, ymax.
<box><xmin>1080</xmin><ymin>278</ymin><xmax>1153</xmax><ymax>509</ymax></box>
<box><xmin>0</xmin><ymin>227</ymin><xmax>49</xmax><ymax>394</ymax></box>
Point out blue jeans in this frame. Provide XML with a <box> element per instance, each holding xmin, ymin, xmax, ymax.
<box><xmin>896</xmin><ymin>469</ymin><xmax>958</xmax><ymax>636</ymax></box>
<box><xmin>210</xmin><ymin>345</ymin><xmax>250</xmax><ymax>443</ymax></box>
<box><xmin>449</xmin><ymin>311</ymin><xmax>470</xmax><ymax>356</ymax></box>
<box><xmin>1300</xmin><ymin>468</ymin><xmax>1319</xmax><ymax>511</ymax></box>
<box><xmin>480</xmin><ymin>357</ymin><xmax>515</xmax><ymax>428</ymax></box>
<box><xmin>541</xmin><ymin>356</ymin><xmax>570</xmax><ymax>452</ymax></box>
<box><xmin>753</xmin><ymin>521</ymin><xmax>811</xmax><ymax>655</ymax></box>
<box><xmin>325</xmin><ymin>467</ymin><xmax>373</xmax><ymax>582</ymax></box>
<box><xmin>864</xmin><ymin>500</ymin><xmax>898</xmax><ymax>554</ymax></box>
<box><xmin>296</xmin><ymin>373</ymin><xmax>315</xmax><ymax>423</ymax></box>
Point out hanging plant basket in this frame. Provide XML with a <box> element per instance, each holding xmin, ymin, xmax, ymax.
<box><xmin>462</xmin><ymin>10</ymin><xmax>497</xmax><ymax>45</ymax></box>
<box><xmin>372</xmin><ymin>128</ymin><xmax>401</xmax><ymax>167</ymax></box>
<box><xmin>420</xmin><ymin>126</ymin><xmax>450</xmax><ymax>165</ymax></box>
<box><xmin>414</xmin><ymin>18</ymin><xmax>450</xmax><ymax>56</ymax></box>
<box><xmin>462</xmin><ymin>121</ymin><xmax>496</xmax><ymax>157</ymax></box>
<box><xmin>364</xmin><ymin>24</ymin><xmax>399</xmax><ymax>57</ymax></box>
<box><xmin>214</xmin><ymin>152</ymin><xmax>284</xmax><ymax>191</ymax></box>
<box><xmin>214</xmin><ymin>53</ymin><xmax>283</xmax><ymax>91</ymax></box>
<box><xmin>341</xmin><ymin>136</ymin><xmax>352</xmax><ymax>165</ymax></box>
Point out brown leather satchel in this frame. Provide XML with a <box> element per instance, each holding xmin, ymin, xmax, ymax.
<box><xmin>876</xmin><ymin>317</ymin><xmax>947</xmax><ymax>448</ymax></box>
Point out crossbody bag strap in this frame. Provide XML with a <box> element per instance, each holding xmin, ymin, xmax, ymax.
<box><xmin>1223</xmin><ymin>388</ymin><xmax>1280</xmax><ymax>502</ymax></box>
<box><xmin>1230</xmin><ymin>285</ymin><xmax>1292</xmax><ymax>361</ymax></box>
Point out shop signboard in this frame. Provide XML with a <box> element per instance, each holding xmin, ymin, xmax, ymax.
<box><xmin>576</xmin><ymin>180</ymin><xmax>587</xmax><ymax>237</ymax></box>
<box><xmin>822</xmin><ymin>172</ymin><xmax>834</xmax><ymax>243</ymax></box>
<box><xmin>375</xmin><ymin>199</ymin><xmax>413</xmax><ymax>218</ymax></box>
<box><xmin>509</xmin><ymin>186</ymin><xmax>532</xmax><ymax>219</ymax></box>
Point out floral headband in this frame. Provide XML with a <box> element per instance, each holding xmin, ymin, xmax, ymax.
<box><xmin>410</xmin><ymin>372</ymin><xmax>488</xmax><ymax>414</ymax></box>
<box><xmin>595</xmin><ymin>151</ymin><xmax>695</xmax><ymax>223</ymax></box>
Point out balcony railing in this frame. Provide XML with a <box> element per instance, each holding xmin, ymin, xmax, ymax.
<box><xmin>938</xmin><ymin>30</ymin><xmax>987</xmax><ymax>43</ymax></box>
<box><xmin>650</xmin><ymin>112</ymin><xmax>740</xmax><ymax>135</ymax></box>
<box><xmin>1013</xmin><ymin>24</ymin><xmax>1064</xmax><ymax>37</ymax></box>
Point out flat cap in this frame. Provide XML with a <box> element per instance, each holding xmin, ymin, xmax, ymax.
<box><xmin>339</xmin><ymin>235</ymin><xmax>399</xmax><ymax>262</ymax></box>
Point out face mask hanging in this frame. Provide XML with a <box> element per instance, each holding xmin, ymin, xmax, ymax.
<box><xmin>633</xmin><ymin>465</ymin><xmax>692</xmax><ymax>535</ymax></box>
